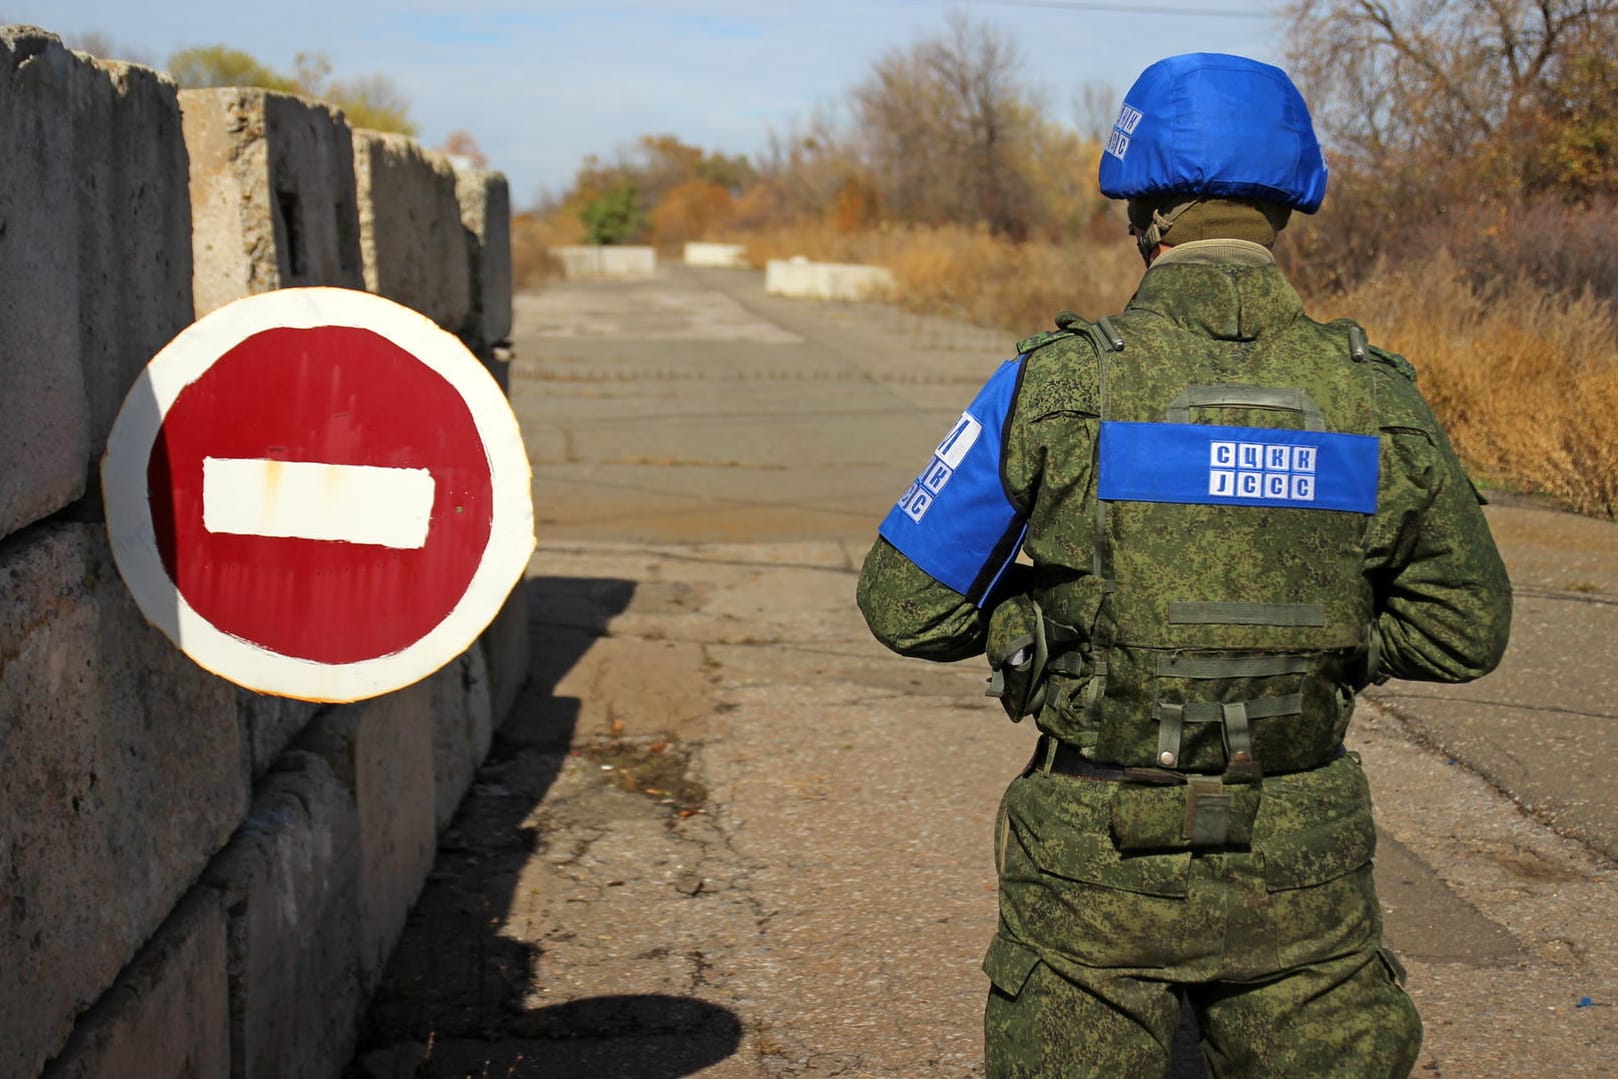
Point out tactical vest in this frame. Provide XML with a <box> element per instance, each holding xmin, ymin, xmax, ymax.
<box><xmin>1027</xmin><ymin>294</ymin><xmax>1382</xmax><ymax>779</ymax></box>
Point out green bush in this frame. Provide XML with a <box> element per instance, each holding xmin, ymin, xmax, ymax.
<box><xmin>579</xmin><ymin>183</ymin><xmax>646</xmax><ymax>245</ymax></box>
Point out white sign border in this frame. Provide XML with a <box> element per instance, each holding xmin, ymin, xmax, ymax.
<box><xmin>102</xmin><ymin>286</ymin><xmax>535</xmax><ymax>703</ymax></box>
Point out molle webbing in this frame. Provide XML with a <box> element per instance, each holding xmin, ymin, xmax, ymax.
<box><xmin>1156</xmin><ymin>653</ymin><xmax>1311</xmax><ymax>679</ymax></box>
<box><xmin>1154</xmin><ymin>695</ymin><xmax>1304</xmax><ymax>724</ymax></box>
<box><xmin>1166</xmin><ymin>384</ymin><xmax>1326</xmax><ymax>430</ymax></box>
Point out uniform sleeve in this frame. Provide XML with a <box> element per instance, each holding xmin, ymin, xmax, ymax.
<box><xmin>856</xmin><ymin>538</ymin><xmax>991</xmax><ymax>661</ymax></box>
<box><xmin>1367</xmin><ymin>374</ymin><xmax>1512</xmax><ymax>683</ymax></box>
<box><xmin>856</xmin><ymin>356</ymin><xmax>1032</xmax><ymax>660</ymax></box>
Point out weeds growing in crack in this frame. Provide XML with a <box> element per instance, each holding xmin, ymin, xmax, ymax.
<box><xmin>577</xmin><ymin>736</ymin><xmax>708</xmax><ymax>814</ymax></box>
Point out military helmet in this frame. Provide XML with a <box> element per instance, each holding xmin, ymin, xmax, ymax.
<box><xmin>1098</xmin><ymin>53</ymin><xmax>1327</xmax><ymax>214</ymax></box>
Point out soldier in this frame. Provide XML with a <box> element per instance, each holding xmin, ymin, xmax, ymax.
<box><xmin>856</xmin><ymin>53</ymin><xmax>1511</xmax><ymax>1078</ymax></box>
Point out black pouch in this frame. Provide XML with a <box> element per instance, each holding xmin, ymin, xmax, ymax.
<box><xmin>985</xmin><ymin>595</ymin><xmax>1051</xmax><ymax>722</ymax></box>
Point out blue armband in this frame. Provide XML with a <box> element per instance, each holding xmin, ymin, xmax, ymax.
<box><xmin>879</xmin><ymin>358</ymin><xmax>1028</xmax><ymax>604</ymax></box>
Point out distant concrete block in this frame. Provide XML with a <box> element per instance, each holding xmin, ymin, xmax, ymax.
<box><xmin>765</xmin><ymin>258</ymin><xmax>896</xmax><ymax>302</ymax></box>
<box><xmin>298</xmin><ymin>682</ymin><xmax>437</xmax><ymax>992</ymax></box>
<box><xmin>69</xmin><ymin>53</ymin><xmax>192</xmax><ymax>467</ymax></box>
<box><xmin>455</xmin><ymin>166</ymin><xmax>513</xmax><ymax>345</ymax></box>
<box><xmin>0</xmin><ymin>27</ymin><xmax>89</xmax><ymax>539</ymax></box>
<box><xmin>353</xmin><ymin>130</ymin><xmax>472</xmax><ymax>331</ymax></box>
<box><xmin>550</xmin><ymin>245</ymin><xmax>657</xmax><ymax>279</ymax></box>
<box><xmin>203</xmin><ymin>751</ymin><xmax>363</xmax><ymax>1079</ymax></box>
<box><xmin>684</xmin><ymin>241</ymin><xmax>749</xmax><ymax>269</ymax></box>
<box><xmin>180</xmin><ymin>87</ymin><xmax>364</xmax><ymax>318</ymax></box>
<box><xmin>430</xmin><ymin>645</ymin><xmax>494</xmax><ymax>832</ymax></box>
<box><xmin>40</xmin><ymin>891</ymin><xmax>230</xmax><ymax>1079</ymax></box>
<box><xmin>480</xmin><ymin>580</ymin><xmax>531</xmax><ymax>729</ymax></box>
<box><xmin>0</xmin><ymin>523</ymin><xmax>246</xmax><ymax>1079</ymax></box>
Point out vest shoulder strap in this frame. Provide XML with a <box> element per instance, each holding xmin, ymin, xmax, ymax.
<box><xmin>1330</xmin><ymin>317</ymin><xmax>1418</xmax><ymax>382</ymax></box>
<box><xmin>1017</xmin><ymin>310</ymin><xmax>1125</xmax><ymax>359</ymax></box>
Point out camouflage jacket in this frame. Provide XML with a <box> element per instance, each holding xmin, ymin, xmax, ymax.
<box><xmin>857</xmin><ymin>240</ymin><xmax>1512</xmax><ymax>696</ymax></box>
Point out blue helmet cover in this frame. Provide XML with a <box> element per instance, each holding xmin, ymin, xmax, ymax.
<box><xmin>1098</xmin><ymin>53</ymin><xmax>1328</xmax><ymax>213</ymax></box>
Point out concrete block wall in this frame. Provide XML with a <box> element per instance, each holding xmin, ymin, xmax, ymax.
<box><xmin>0</xmin><ymin>523</ymin><xmax>247</xmax><ymax>1079</ymax></box>
<box><xmin>0</xmin><ymin>28</ymin><xmax>89</xmax><ymax>538</ymax></box>
<box><xmin>180</xmin><ymin>85</ymin><xmax>364</xmax><ymax>318</ymax></box>
<box><xmin>353</xmin><ymin>129</ymin><xmax>471</xmax><ymax>332</ymax></box>
<box><xmin>72</xmin><ymin>55</ymin><xmax>195</xmax><ymax>469</ymax></box>
<box><xmin>0</xmin><ymin>25</ymin><xmax>530</xmax><ymax>1079</ymax></box>
<box><xmin>456</xmin><ymin>166</ymin><xmax>513</xmax><ymax>346</ymax></box>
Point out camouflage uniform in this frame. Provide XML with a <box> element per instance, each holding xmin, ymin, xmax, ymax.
<box><xmin>857</xmin><ymin>238</ymin><xmax>1511</xmax><ymax>1078</ymax></box>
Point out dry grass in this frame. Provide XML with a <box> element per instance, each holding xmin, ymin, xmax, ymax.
<box><xmin>1323</xmin><ymin>251</ymin><xmax>1618</xmax><ymax>517</ymax></box>
<box><xmin>511</xmin><ymin>212</ymin><xmax>577</xmax><ymax>290</ymax></box>
<box><xmin>737</xmin><ymin>225</ymin><xmax>1618</xmax><ymax>517</ymax></box>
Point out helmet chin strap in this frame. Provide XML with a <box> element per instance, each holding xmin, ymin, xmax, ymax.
<box><xmin>1136</xmin><ymin>199</ymin><xmax>1201</xmax><ymax>265</ymax></box>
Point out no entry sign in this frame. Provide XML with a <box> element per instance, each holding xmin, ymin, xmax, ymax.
<box><xmin>102</xmin><ymin>287</ymin><xmax>534</xmax><ymax>702</ymax></box>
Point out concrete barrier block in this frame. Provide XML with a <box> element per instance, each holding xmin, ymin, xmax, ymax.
<box><xmin>480</xmin><ymin>580</ymin><xmax>531</xmax><ymax>728</ymax></box>
<box><xmin>180</xmin><ymin>87</ymin><xmax>364</xmax><ymax>318</ymax></box>
<box><xmin>353</xmin><ymin>130</ymin><xmax>472</xmax><ymax>331</ymax></box>
<box><xmin>297</xmin><ymin>683</ymin><xmax>437</xmax><ymax>992</ymax></box>
<box><xmin>0</xmin><ymin>523</ymin><xmax>247</xmax><ymax>1079</ymax></box>
<box><xmin>0</xmin><ymin>27</ymin><xmax>89</xmax><ymax>539</ymax></box>
<box><xmin>684</xmin><ymin>241</ymin><xmax>749</xmax><ymax>268</ymax></box>
<box><xmin>765</xmin><ymin>257</ymin><xmax>896</xmax><ymax>302</ymax></box>
<box><xmin>429</xmin><ymin>645</ymin><xmax>493</xmax><ymax>832</ymax></box>
<box><xmin>203</xmin><ymin>751</ymin><xmax>363</xmax><ymax>1079</ymax></box>
<box><xmin>473</xmin><ymin>341</ymin><xmax>512</xmax><ymax>396</ymax></box>
<box><xmin>69</xmin><ymin>53</ymin><xmax>192</xmax><ymax>466</ymax></box>
<box><xmin>238</xmin><ymin>690</ymin><xmax>321</xmax><ymax>778</ymax></box>
<box><xmin>455</xmin><ymin>166</ymin><xmax>512</xmax><ymax>345</ymax></box>
<box><xmin>40</xmin><ymin>891</ymin><xmax>230</xmax><ymax>1079</ymax></box>
<box><xmin>549</xmin><ymin>245</ymin><xmax>657</xmax><ymax>279</ymax></box>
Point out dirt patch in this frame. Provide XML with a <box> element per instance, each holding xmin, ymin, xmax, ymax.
<box><xmin>576</xmin><ymin>737</ymin><xmax>709</xmax><ymax>815</ymax></box>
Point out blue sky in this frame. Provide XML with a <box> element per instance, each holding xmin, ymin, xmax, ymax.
<box><xmin>18</xmin><ymin>1</ymin><xmax>1285</xmax><ymax>208</ymax></box>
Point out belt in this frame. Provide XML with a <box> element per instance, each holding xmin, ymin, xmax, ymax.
<box><xmin>1032</xmin><ymin>735</ymin><xmax>1345</xmax><ymax>784</ymax></box>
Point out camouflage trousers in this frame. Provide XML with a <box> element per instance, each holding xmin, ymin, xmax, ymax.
<box><xmin>983</xmin><ymin>753</ymin><xmax>1421</xmax><ymax>1078</ymax></box>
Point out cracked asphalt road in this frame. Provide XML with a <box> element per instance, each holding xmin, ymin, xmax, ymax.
<box><xmin>351</xmin><ymin>263</ymin><xmax>1618</xmax><ymax>1078</ymax></box>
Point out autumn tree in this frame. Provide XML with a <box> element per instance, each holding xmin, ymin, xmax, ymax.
<box><xmin>754</xmin><ymin>107</ymin><xmax>868</xmax><ymax>225</ymax></box>
<box><xmin>562</xmin><ymin>136</ymin><xmax>755</xmax><ymax>245</ymax></box>
<box><xmin>652</xmin><ymin>179</ymin><xmax>735</xmax><ymax>245</ymax></box>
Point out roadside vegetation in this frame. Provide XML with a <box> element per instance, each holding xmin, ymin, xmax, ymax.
<box><xmin>65</xmin><ymin>33</ymin><xmax>422</xmax><ymax>136</ymax></box>
<box><xmin>522</xmin><ymin>4</ymin><xmax>1618</xmax><ymax>518</ymax></box>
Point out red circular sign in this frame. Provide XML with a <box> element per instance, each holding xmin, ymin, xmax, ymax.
<box><xmin>147</xmin><ymin>325</ymin><xmax>493</xmax><ymax>665</ymax></box>
<box><xmin>103</xmin><ymin>287</ymin><xmax>534</xmax><ymax>703</ymax></box>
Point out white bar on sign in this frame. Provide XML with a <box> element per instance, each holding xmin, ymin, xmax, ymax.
<box><xmin>202</xmin><ymin>457</ymin><xmax>435</xmax><ymax>549</ymax></box>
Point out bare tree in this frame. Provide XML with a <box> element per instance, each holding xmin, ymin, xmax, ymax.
<box><xmin>851</xmin><ymin>12</ymin><xmax>1044</xmax><ymax>238</ymax></box>
<box><xmin>1282</xmin><ymin>0</ymin><xmax>1618</xmax><ymax>195</ymax></box>
<box><xmin>1074</xmin><ymin>79</ymin><xmax>1119</xmax><ymax>144</ymax></box>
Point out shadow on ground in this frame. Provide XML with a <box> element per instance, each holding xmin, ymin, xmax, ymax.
<box><xmin>347</xmin><ymin>576</ymin><xmax>745</xmax><ymax>1079</ymax></box>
